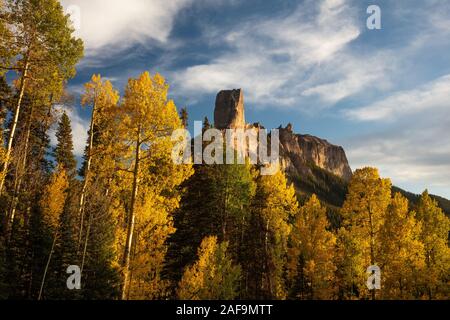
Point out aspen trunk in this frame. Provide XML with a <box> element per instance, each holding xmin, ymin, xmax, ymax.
<box><xmin>77</xmin><ymin>101</ymin><xmax>97</xmax><ymax>250</ymax></box>
<box><xmin>6</xmin><ymin>105</ymin><xmax>34</xmax><ymax>237</ymax></box>
<box><xmin>80</xmin><ymin>211</ymin><xmax>93</xmax><ymax>276</ymax></box>
<box><xmin>38</xmin><ymin>232</ymin><xmax>58</xmax><ymax>300</ymax></box>
<box><xmin>0</xmin><ymin>55</ymin><xmax>30</xmax><ymax>195</ymax></box>
<box><xmin>121</xmin><ymin>130</ymin><xmax>141</xmax><ymax>300</ymax></box>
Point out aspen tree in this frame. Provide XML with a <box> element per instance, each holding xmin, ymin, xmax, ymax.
<box><xmin>177</xmin><ymin>236</ymin><xmax>241</xmax><ymax>300</ymax></box>
<box><xmin>379</xmin><ymin>193</ymin><xmax>425</xmax><ymax>299</ymax></box>
<box><xmin>339</xmin><ymin>167</ymin><xmax>391</xmax><ymax>300</ymax></box>
<box><xmin>118</xmin><ymin>72</ymin><xmax>192</xmax><ymax>299</ymax></box>
<box><xmin>288</xmin><ymin>195</ymin><xmax>336</xmax><ymax>299</ymax></box>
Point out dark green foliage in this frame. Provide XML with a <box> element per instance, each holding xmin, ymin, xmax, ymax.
<box><xmin>180</xmin><ymin>107</ymin><xmax>188</xmax><ymax>128</ymax></box>
<box><xmin>53</xmin><ymin>112</ymin><xmax>77</xmax><ymax>176</ymax></box>
<box><xmin>393</xmin><ymin>186</ymin><xmax>450</xmax><ymax>216</ymax></box>
<box><xmin>81</xmin><ymin>193</ymin><xmax>121</xmax><ymax>300</ymax></box>
<box><xmin>0</xmin><ymin>76</ymin><xmax>10</xmax><ymax>122</ymax></box>
<box><xmin>166</xmin><ymin>160</ymin><xmax>255</xmax><ymax>296</ymax></box>
<box><xmin>291</xmin><ymin>163</ymin><xmax>348</xmax><ymax>208</ymax></box>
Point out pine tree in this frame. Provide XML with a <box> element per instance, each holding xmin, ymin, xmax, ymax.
<box><xmin>415</xmin><ymin>190</ymin><xmax>450</xmax><ymax>299</ymax></box>
<box><xmin>379</xmin><ymin>193</ymin><xmax>425</xmax><ymax>299</ymax></box>
<box><xmin>180</xmin><ymin>107</ymin><xmax>188</xmax><ymax>128</ymax></box>
<box><xmin>79</xmin><ymin>177</ymin><xmax>121</xmax><ymax>300</ymax></box>
<box><xmin>53</xmin><ymin>112</ymin><xmax>77</xmax><ymax>177</ymax></box>
<box><xmin>287</xmin><ymin>194</ymin><xmax>336</xmax><ymax>299</ymax></box>
<box><xmin>166</xmin><ymin>158</ymin><xmax>256</xmax><ymax>295</ymax></box>
<box><xmin>177</xmin><ymin>236</ymin><xmax>241</xmax><ymax>300</ymax></box>
<box><xmin>337</xmin><ymin>167</ymin><xmax>391</xmax><ymax>300</ymax></box>
<box><xmin>2</xmin><ymin>89</ymin><xmax>55</xmax><ymax>298</ymax></box>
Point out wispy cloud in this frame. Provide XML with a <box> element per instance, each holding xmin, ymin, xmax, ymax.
<box><xmin>343</xmin><ymin>73</ymin><xmax>450</xmax><ymax>197</ymax></box>
<box><xmin>172</xmin><ymin>0</ymin><xmax>369</xmax><ymax>109</ymax></box>
<box><xmin>345</xmin><ymin>75</ymin><xmax>450</xmax><ymax>121</ymax></box>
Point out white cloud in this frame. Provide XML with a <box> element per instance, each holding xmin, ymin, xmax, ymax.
<box><xmin>342</xmin><ymin>74</ymin><xmax>450</xmax><ymax>198</ymax></box>
<box><xmin>60</xmin><ymin>0</ymin><xmax>190</xmax><ymax>54</ymax></box>
<box><xmin>301</xmin><ymin>52</ymin><xmax>394</xmax><ymax>104</ymax></box>
<box><xmin>345</xmin><ymin>126</ymin><xmax>450</xmax><ymax>197</ymax></box>
<box><xmin>345</xmin><ymin>75</ymin><xmax>450</xmax><ymax>121</ymax></box>
<box><xmin>172</xmin><ymin>0</ymin><xmax>367</xmax><ymax>109</ymax></box>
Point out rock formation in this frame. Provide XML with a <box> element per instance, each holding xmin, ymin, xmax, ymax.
<box><xmin>214</xmin><ymin>89</ymin><xmax>245</xmax><ymax>129</ymax></box>
<box><xmin>213</xmin><ymin>89</ymin><xmax>352</xmax><ymax>181</ymax></box>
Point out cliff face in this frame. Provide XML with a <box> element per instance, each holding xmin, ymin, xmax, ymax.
<box><xmin>213</xmin><ymin>89</ymin><xmax>353</xmax><ymax>182</ymax></box>
<box><xmin>279</xmin><ymin>125</ymin><xmax>353</xmax><ymax>181</ymax></box>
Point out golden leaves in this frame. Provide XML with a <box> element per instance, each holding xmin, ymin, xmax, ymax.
<box><xmin>177</xmin><ymin>236</ymin><xmax>241</xmax><ymax>300</ymax></box>
<box><xmin>40</xmin><ymin>167</ymin><xmax>69</xmax><ymax>230</ymax></box>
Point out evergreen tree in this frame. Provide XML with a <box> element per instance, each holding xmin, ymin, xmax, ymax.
<box><xmin>180</xmin><ymin>107</ymin><xmax>188</xmax><ymax>128</ymax></box>
<box><xmin>166</xmin><ymin>159</ymin><xmax>255</xmax><ymax>294</ymax></box>
<box><xmin>53</xmin><ymin>112</ymin><xmax>77</xmax><ymax>177</ymax></box>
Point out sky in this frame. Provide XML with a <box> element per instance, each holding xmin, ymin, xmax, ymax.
<box><xmin>58</xmin><ymin>0</ymin><xmax>450</xmax><ymax>198</ymax></box>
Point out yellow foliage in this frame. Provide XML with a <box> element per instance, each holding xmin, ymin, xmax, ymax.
<box><xmin>177</xmin><ymin>236</ymin><xmax>241</xmax><ymax>300</ymax></box>
<box><xmin>415</xmin><ymin>191</ymin><xmax>450</xmax><ymax>299</ymax></box>
<box><xmin>253</xmin><ymin>169</ymin><xmax>298</xmax><ymax>299</ymax></box>
<box><xmin>379</xmin><ymin>193</ymin><xmax>425</xmax><ymax>299</ymax></box>
<box><xmin>40</xmin><ymin>168</ymin><xmax>69</xmax><ymax>230</ymax></box>
<box><xmin>288</xmin><ymin>195</ymin><xmax>336</xmax><ymax>299</ymax></box>
<box><xmin>338</xmin><ymin>167</ymin><xmax>391</xmax><ymax>299</ymax></box>
<box><xmin>126</xmin><ymin>192</ymin><xmax>177</xmax><ymax>300</ymax></box>
<box><xmin>114</xmin><ymin>71</ymin><xmax>193</xmax><ymax>299</ymax></box>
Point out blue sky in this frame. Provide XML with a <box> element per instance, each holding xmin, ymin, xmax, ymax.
<box><xmin>59</xmin><ymin>0</ymin><xmax>450</xmax><ymax>198</ymax></box>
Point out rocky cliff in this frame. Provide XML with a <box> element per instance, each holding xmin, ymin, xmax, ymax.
<box><xmin>279</xmin><ymin>124</ymin><xmax>352</xmax><ymax>181</ymax></box>
<box><xmin>213</xmin><ymin>89</ymin><xmax>353</xmax><ymax>182</ymax></box>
